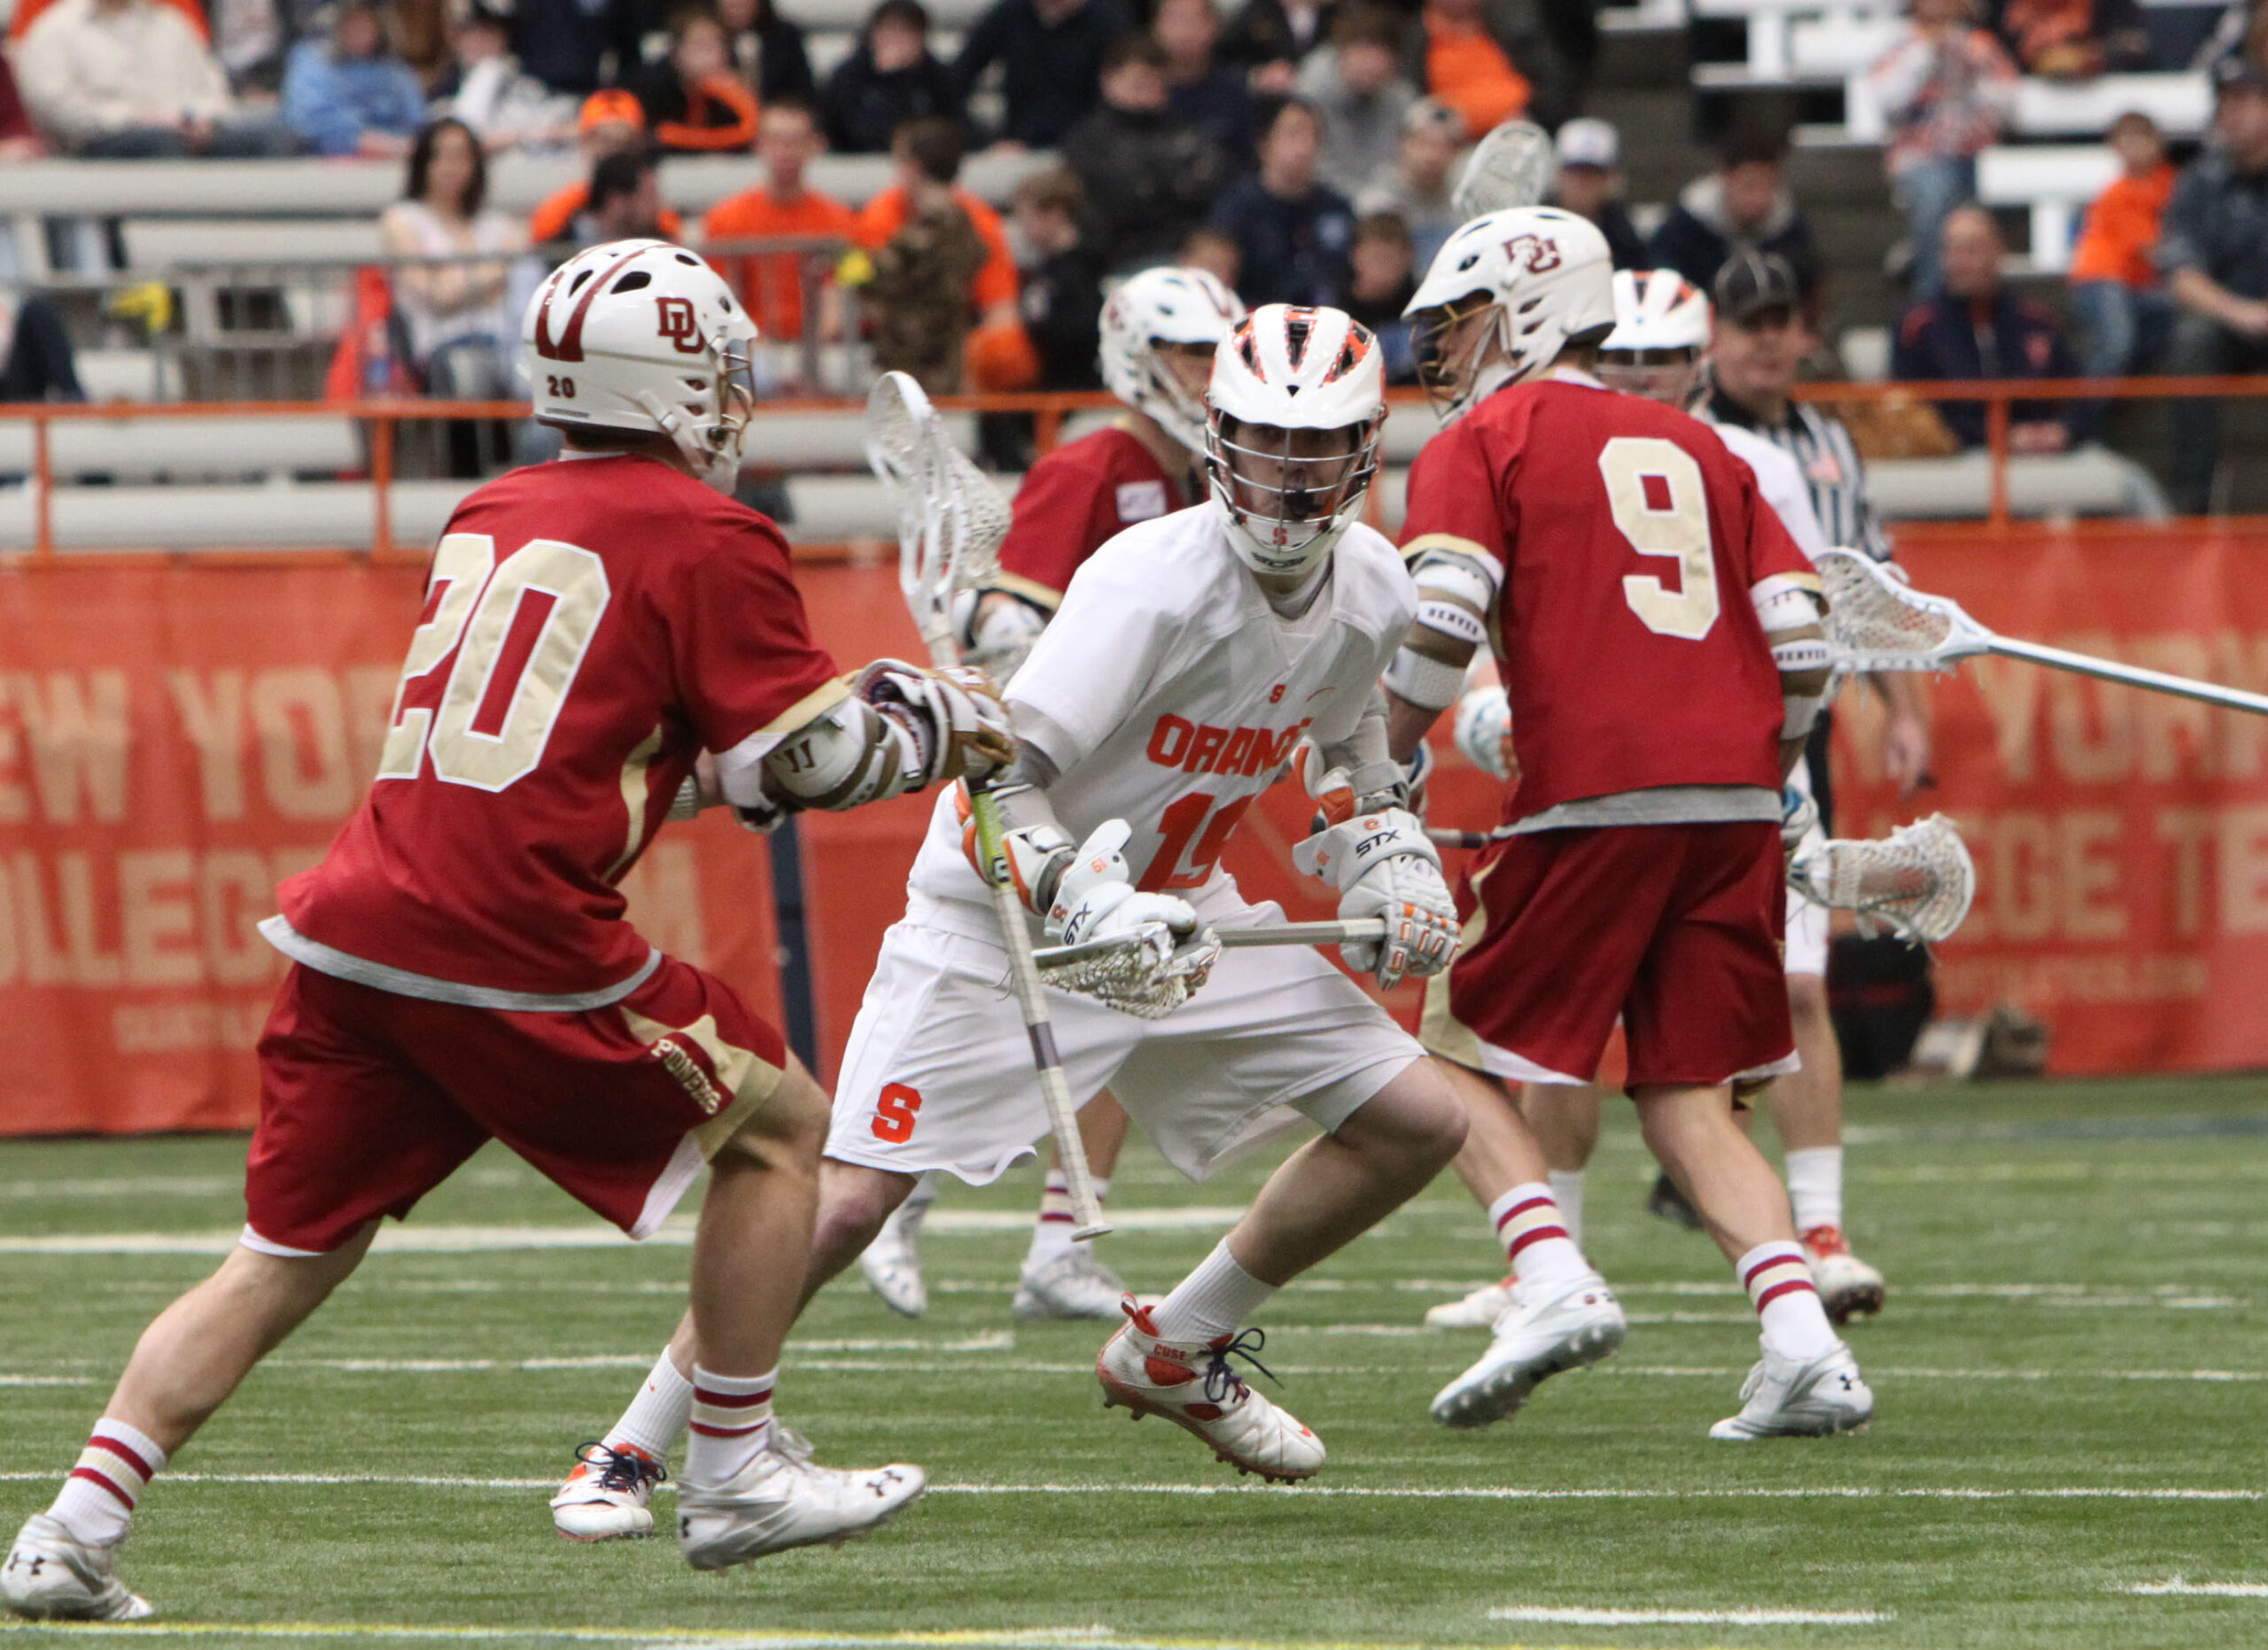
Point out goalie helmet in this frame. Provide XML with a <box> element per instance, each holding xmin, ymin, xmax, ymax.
<box><xmin>523</xmin><ymin>238</ymin><xmax>759</xmax><ymax>493</ymax></box>
<box><xmin>1204</xmin><ymin>304</ymin><xmax>1385</xmax><ymax>580</ymax></box>
<box><xmin>1597</xmin><ymin>269</ymin><xmax>1709</xmax><ymax>406</ymax></box>
<box><xmin>1099</xmin><ymin>266</ymin><xmax>1247</xmax><ymax>456</ymax></box>
<box><xmin>1403</xmin><ymin>206</ymin><xmax>1615</xmax><ymax>425</ymax></box>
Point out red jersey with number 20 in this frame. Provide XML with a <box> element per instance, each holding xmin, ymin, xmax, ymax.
<box><xmin>1400</xmin><ymin>375</ymin><xmax>1817</xmax><ymax>827</ymax></box>
<box><xmin>990</xmin><ymin>424</ymin><xmax>1192</xmax><ymax>608</ymax></box>
<box><xmin>271</xmin><ymin>455</ymin><xmax>844</xmax><ymax>1002</ymax></box>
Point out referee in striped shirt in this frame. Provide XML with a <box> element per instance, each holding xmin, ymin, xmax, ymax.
<box><xmin>1697</xmin><ymin>252</ymin><xmax>1933</xmax><ymax>820</ymax></box>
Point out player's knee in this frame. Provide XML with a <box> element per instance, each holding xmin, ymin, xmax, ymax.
<box><xmin>809</xmin><ymin>1162</ymin><xmax>906</xmax><ymax>1264</ymax></box>
<box><xmin>716</xmin><ymin>1061</ymin><xmax>830</xmax><ymax>1173</ymax></box>
<box><xmin>1349</xmin><ymin>1058</ymin><xmax>1467</xmax><ymax>1176</ymax></box>
<box><xmin>1786</xmin><ymin>971</ymin><xmax>1831</xmax><ymax>1026</ymax></box>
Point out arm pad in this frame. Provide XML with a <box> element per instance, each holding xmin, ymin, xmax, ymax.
<box><xmin>1385</xmin><ymin>547</ymin><xmax>1501</xmax><ymax>712</ymax></box>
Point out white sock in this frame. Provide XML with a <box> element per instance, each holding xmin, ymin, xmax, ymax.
<box><xmin>48</xmin><ymin>1420</ymin><xmax>167</xmax><ymax>1548</ymax></box>
<box><xmin>1738</xmin><ymin>1241</ymin><xmax>1839</xmax><ymax>1361</ymax></box>
<box><xmin>1026</xmin><ymin>1172</ymin><xmax>1108</xmax><ymax>1272</ymax></box>
<box><xmin>1488</xmin><ymin>1183</ymin><xmax>1590</xmax><ymax>1288</ymax></box>
<box><xmin>684</xmin><ymin>1366</ymin><xmax>776</xmax><ymax>1484</ymax></box>
<box><xmin>1783</xmin><ymin>1147</ymin><xmax>1844</xmax><ymax>1234</ymax></box>
<box><xmin>1547</xmin><ymin>1170</ymin><xmax>1586</xmax><ymax>1250</ymax></box>
<box><xmin>606</xmin><ymin>1346</ymin><xmax>694</xmax><ymax>1460</ymax></box>
<box><xmin>1149</xmin><ymin>1239</ymin><xmax>1275</xmax><ymax>1344</ymax></box>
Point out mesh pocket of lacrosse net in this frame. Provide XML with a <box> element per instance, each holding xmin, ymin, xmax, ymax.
<box><xmin>1035</xmin><ymin>927</ymin><xmax>1214</xmax><ymax>1019</ymax></box>
<box><xmin>1818</xmin><ymin>548</ymin><xmax>1955</xmax><ymax>667</ymax></box>
<box><xmin>1790</xmin><ymin>813</ymin><xmax>1975</xmax><ymax>946</ymax></box>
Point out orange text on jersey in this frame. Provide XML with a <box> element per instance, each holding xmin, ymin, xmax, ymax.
<box><xmin>1146</xmin><ymin>713</ymin><xmax>1314</xmax><ymax>778</ymax></box>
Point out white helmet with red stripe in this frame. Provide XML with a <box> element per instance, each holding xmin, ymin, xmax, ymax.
<box><xmin>1204</xmin><ymin>303</ymin><xmax>1386</xmax><ymax>580</ymax></box>
<box><xmin>1403</xmin><ymin>206</ymin><xmax>1615</xmax><ymax>425</ymax></box>
<box><xmin>1099</xmin><ymin>266</ymin><xmax>1247</xmax><ymax>455</ymax></box>
<box><xmin>522</xmin><ymin>237</ymin><xmax>759</xmax><ymax>492</ymax></box>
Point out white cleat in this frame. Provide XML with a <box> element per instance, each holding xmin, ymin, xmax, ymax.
<box><xmin>858</xmin><ymin>1198</ymin><xmax>929</xmax><ymax>1318</ymax></box>
<box><xmin>1801</xmin><ymin>1226</ymin><xmax>1888</xmax><ymax>1325</ymax></box>
<box><xmin>1422</xmin><ymin>1276</ymin><xmax>1516</xmax><ymax>1331</ymax></box>
<box><xmin>1710</xmin><ymin>1340</ymin><xmax>1875</xmax><ymax>1440</ymax></box>
<box><xmin>678</xmin><ymin>1445</ymin><xmax>925</xmax><ymax>1570</ymax></box>
<box><xmin>1014</xmin><ymin>1247</ymin><xmax>1133</xmax><ymax>1321</ymax></box>
<box><xmin>1096</xmin><ymin>1298</ymin><xmax>1324</xmax><ymax>1483</ymax></box>
<box><xmin>3</xmin><ymin>1514</ymin><xmax>154</xmax><ymax>1622</ymax></box>
<box><xmin>1430</xmin><ymin>1271</ymin><xmax>1626</xmax><ymax>1428</ymax></box>
<box><xmin>552</xmin><ymin>1440</ymin><xmax>667</xmax><ymax>1541</ymax></box>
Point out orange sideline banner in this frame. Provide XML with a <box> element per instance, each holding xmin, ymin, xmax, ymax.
<box><xmin>1833</xmin><ymin>525</ymin><xmax>2268</xmax><ymax>1076</ymax></box>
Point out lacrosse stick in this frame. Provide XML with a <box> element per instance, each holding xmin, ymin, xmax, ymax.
<box><xmin>864</xmin><ymin>372</ymin><xmax>1108</xmax><ymax>1239</ymax></box>
<box><xmin>1452</xmin><ymin>119</ymin><xmax>1556</xmax><ymax>220</ymax></box>
<box><xmin>1818</xmin><ymin>548</ymin><xmax>2268</xmax><ymax>717</ymax></box>
<box><xmin>1036</xmin><ymin>920</ymin><xmax>1392</xmax><ymax>977</ymax></box>
<box><xmin>1790</xmin><ymin>813</ymin><xmax>1975</xmax><ymax>946</ymax></box>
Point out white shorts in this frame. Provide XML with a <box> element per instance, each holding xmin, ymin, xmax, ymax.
<box><xmin>1784</xmin><ymin>759</ymin><xmax>1828</xmax><ymax>979</ymax></box>
<box><xmin>827</xmin><ymin>892</ymin><xmax>1425</xmax><ymax>1186</ymax></box>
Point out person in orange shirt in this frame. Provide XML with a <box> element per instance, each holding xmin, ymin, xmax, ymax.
<box><xmin>2070</xmin><ymin>109</ymin><xmax>2177</xmax><ymax>378</ymax></box>
<box><xmin>1420</xmin><ymin>0</ymin><xmax>1528</xmax><ymax>140</ymax></box>
<box><xmin>853</xmin><ymin>114</ymin><xmax>1022</xmax><ymax>334</ymax></box>
<box><xmin>636</xmin><ymin>9</ymin><xmax>760</xmax><ymax>153</ymax></box>
<box><xmin>703</xmin><ymin>96</ymin><xmax>856</xmax><ymax>344</ymax></box>
<box><xmin>529</xmin><ymin>90</ymin><xmax>687</xmax><ymax>247</ymax></box>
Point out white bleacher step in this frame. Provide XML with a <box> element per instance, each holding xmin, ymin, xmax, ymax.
<box><xmin>73</xmin><ymin>348</ymin><xmax>169</xmax><ymax>401</ymax></box>
<box><xmin>0</xmin><ymin>415</ymin><xmax>360</xmax><ymax>479</ymax></box>
<box><xmin>1839</xmin><ymin>326</ymin><xmax>1890</xmax><ymax>382</ymax></box>
<box><xmin>1867</xmin><ymin>448</ymin><xmax>2170</xmax><ymax>521</ymax></box>
<box><xmin>1977</xmin><ymin>144</ymin><xmax>2118</xmax><ymax>273</ymax></box>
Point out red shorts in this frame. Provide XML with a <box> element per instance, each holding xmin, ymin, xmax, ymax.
<box><xmin>1418</xmin><ymin>821</ymin><xmax>1795</xmax><ymax>1093</ymax></box>
<box><xmin>244</xmin><ymin>957</ymin><xmax>788</xmax><ymax>1256</ymax></box>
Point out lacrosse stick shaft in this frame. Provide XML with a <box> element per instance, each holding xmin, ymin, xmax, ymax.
<box><xmin>1983</xmin><ymin>635</ymin><xmax>2268</xmax><ymax>717</ymax></box>
<box><xmin>1427</xmin><ymin>827</ymin><xmax>1491</xmax><ymax>851</ymax></box>
<box><xmin>1217</xmin><ymin>919</ymin><xmax>1390</xmax><ymax>949</ymax></box>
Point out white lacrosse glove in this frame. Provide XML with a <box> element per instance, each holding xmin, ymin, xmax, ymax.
<box><xmin>854</xmin><ymin>659</ymin><xmax>1016</xmax><ymax>788</ymax></box>
<box><xmin>1293</xmin><ymin>808</ymin><xmax>1458</xmax><ymax>989</ymax></box>
<box><xmin>1780</xmin><ymin>783</ymin><xmax>1821</xmax><ymax>857</ymax></box>
<box><xmin>1452</xmin><ymin>685</ymin><xmax>1515</xmax><ymax>782</ymax></box>
<box><xmin>1300</xmin><ymin>742</ymin><xmax>1431</xmax><ymax>830</ymax></box>
<box><xmin>952</xmin><ymin>589</ymin><xmax>1048</xmax><ymax>683</ymax></box>
<box><xmin>1045</xmin><ymin>819</ymin><xmax>1203</xmax><ymax>948</ymax></box>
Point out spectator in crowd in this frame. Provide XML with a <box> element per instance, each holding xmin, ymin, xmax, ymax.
<box><xmin>718</xmin><ymin>0</ymin><xmax>817</xmax><ymax>105</ymax></box>
<box><xmin>1996</xmin><ymin>0</ymin><xmax>2146</xmax><ymax>77</ymax></box>
<box><xmin>1062</xmin><ymin>33</ymin><xmax>1231</xmax><ymax>271</ymax></box>
<box><xmin>1355</xmin><ymin>97</ymin><xmax>1462</xmax><ymax>270</ymax></box>
<box><xmin>1866</xmin><ymin>0</ymin><xmax>2016</xmax><ymax>297</ymax></box>
<box><xmin>854</xmin><ymin>114</ymin><xmax>997</xmax><ymax>389</ymax></box>
<box><xmin>1892</xmin><ymin>205</ymin><xmax>2078</xmax><ymax>451</ymax></box>
<box><xmin>2194</xmin><ymin>0</ymin><xmax>2268</xmax><ymax>76</ymax></box>
<box><xmin>1157</xmin><ymin>0</ymin><xmax>1256</xmax><ymax>167</ymax></box>
<box><xmin>509</xmin><ymin>0</ymin><xmax>641</xmax><ymax>97</ymax></box>
<box><xmin>1340</xmin><ymin>210</ymin><xmax>1418</xmax><ymax>380</ymax></box>
<box><xmin>0</xmin><ymin>56</ymin><xmax>43</xmax><ymax>160</ymax></box>
<box><xmin>16</xmin><ymin>0</ymin><xmax>298</xmax><ymax>156</ymax></box>
<box><xmin>529</xmin><ymin>91</ymin><xmax>687</xmax><ymax>245</ymax></box>
<box><xmin>281</xmin><ymin>2</ymin><xmax>428</xmax><ymax>159</ymax></box>
<box><xmin>2070</xmin><ymin>110</ymin><xmax>2177</xmax><ymax>380</ymax></box>
<box><xmin>435</xmin><ymin>4</ymin><xmax>579</xmax><ymax>152</ymax></box>
<box><xmin>584</xmin><ymin>147</ymin><xmax>671</xmax><ymax>241</ymax></box>
<box><xmin>1548</xmin><ymin>115</ymin><xmax>1645</xmax><ymax>269</ymax></box>
<box><xmin>1295</xmin><ymin>7</ymin><xmax>1415</xmax><ymax>195</ymax></box>
<box><xmin>1207</xmin><ymin>97</ymin><xmax>1355</xmax><ymax>306</ymax></box>
<box><xmin>954</xmin><ymin>0</ymin><xmax>1130</xmax><ymax>149</ymax></box>
<box><xmin>821</xmin><ymin>0</ymin><xmax>963</xmax><ymax>154</ymax></box>
<box><xmin>1650</xmin><ymin>126</ymin><xmax>1818</xmax><ymax>307</ymax></box>
<box><xmin>0</xmin><ymin>291</ymin><xmax>84</xmax><ymax>402</ymax></box>
<box><xmin>206</xmin><ymin>0</ymin><xmax>298</xmax><ymax>96</ymax></box>
<box><xmin>1221</xmin><ymin>0</ymin><xmax>1348</xmax><ymax>87</ymax></box>
<box><xmin>1419</xmin><ymin>0</ymin><xmax>1532</xmax><ymax>141</ymax></box>
<box><xmin>704</xmin><ymin>97</ymin><xmax>857</xmax><ymax>344</ymax></box>
<box><xmin>1181</xmin><ymin>222</ymin><xmax>1242</xmax><ymax>288</ymax></box>
<box><xmin>2161</xmin><ymin>56</ymin><xmax>2268</xmax><ymax>513</ymax></box>
<box><xmin>1011</xmin><ymin>167</ymin><xmax>1106</xmax><ymax>387</ymax></box>
<box><xmin>638</xmin><ymin>7</ymin><xmax>761</xmax><ymax>153</ymax></box>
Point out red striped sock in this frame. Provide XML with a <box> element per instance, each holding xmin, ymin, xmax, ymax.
<box><xmin>49</xmin><ymin>1420</ymin><xmax>166</xmax><ymax>1547</ymax></box>
<box><xmin>1488</xmin><ymin>1182</ymin><xmax>1589</xmax><ymax>1288</ymax></box>
<box><xmin>1738</xmin><ymin>1241</ymin><xmax>1838</xmax><ymax>1361</ymax></box>
<box><xmin>685</xmin><ymin>1366</ymin><xmax>775</xmax><ymax>1483</ymax></box>
<box><xmin>1025</xmin><ymin>1171</ymin><xmax>1108</xmax><ymax>1271</ymax></box>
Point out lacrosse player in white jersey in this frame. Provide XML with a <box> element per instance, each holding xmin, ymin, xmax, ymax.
<box><xmin>1426</xmin><ymin>268</ymin><xmax>1884</xmax><ymax>1332</ymax></box>
<box><xmin>550</xmin><ymin>305</ymin><xmax>1465</xmax><ymax>1501</ymax></box>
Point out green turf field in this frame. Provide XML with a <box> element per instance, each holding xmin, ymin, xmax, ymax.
<box><xmin>1</xmin><ymin>1073</ymin><xmax>2264</xmax><ymax>1650</ymax></box>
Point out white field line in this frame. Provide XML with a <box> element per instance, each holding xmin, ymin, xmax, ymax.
<box><xmin>0</xmin><ymin>1624</ymin><xmax>1464</xmax><ymax>1650</ymax></box>
<box><xmin>1490</xmin><ymin>1606</ymin><xmax>1890</xmax><ymax>1625</ymax></box>
<box><xmin>0</xmin><ymin>1472</ymin><xmax>2250</xmax><ymax>1502</ymax></box>
<box><xmin>1390</xmin><ymin>1278</ymin><xmax>2241</xmax><ymax>1304</ymax></box>
<box><xmin>2126</xmin><ymin>1577</ymin><xmax>2268</xmax><ymax>1597</ymax></box>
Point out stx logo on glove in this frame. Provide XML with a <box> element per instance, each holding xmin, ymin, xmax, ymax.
<box><xmin>1146</xmin><ymin>713</ymin><xmax>1313</xmax><ymax>778</ymax></box>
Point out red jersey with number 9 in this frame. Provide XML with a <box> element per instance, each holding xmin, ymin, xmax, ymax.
<box><xmin>1400</xmin><ymin>375</ymin><xmax>1816</xmax><ymax>828</ymax></box>
<box><xmin>274</xmin><ymin>455</ymin><xmax>844</xmax><ymax>1000</ymax></box>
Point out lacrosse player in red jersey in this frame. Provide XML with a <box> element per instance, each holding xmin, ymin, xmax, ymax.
<box><xmin>857</xmin><ymin>265</ymin><xmax>1248</xmax><ymax>1328</ymax></box>
<box><xmin>2</xmin><ymin>240</ymin><xmax>1016</xmax><ymax>1622</ymax></box>
<box><xmin>1386</xmin><ymin>209</ymin><xmax>1875</xmax><ymax>1441</ymax></box>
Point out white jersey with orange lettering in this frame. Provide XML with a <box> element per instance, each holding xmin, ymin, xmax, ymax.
<box><xmin>828</xmin><ymin>503</ymin><xmax>1425</xmax><ymax>1187</ymax></box>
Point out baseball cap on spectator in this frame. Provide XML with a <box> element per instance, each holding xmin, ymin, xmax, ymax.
<box><xmin>1403</xmin><ymin>97</ymin><xmax>1464</xmax><ymax>139</ymax></box>
<box><xmin>1713</xmin><ymin>250</ymin><xmax>1801</xmax><ymax>324</ymax></box>
<box><xmin>1555</xmin><ymin>118</ymin><xmax>1618</xmax><ymax>171</ymax></box>
<box><xmin>2212</xmin><ymin>56</ymin><xmax>2268</xmax><ymax>97</ymax></box>
<box><xmin>580</xmin><ymin>90</ymin><xmax>646</xmax><ymax>132</ymax></box>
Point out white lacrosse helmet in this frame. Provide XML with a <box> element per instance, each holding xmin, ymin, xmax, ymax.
<box><xmin>1204</xmin><ymin>304</ymin><xmax>1385</xmax><ymax>580</ymax></box>
<box><xmin>524</xmin><ymin>238</ymin><xmax>760</xmax><ymax>493</ymax></box>
<box><xmin>1402</xmin><ymin>206</ymin><xmax>1616</xmax><ymax>425</ymax></box>
<box><xmin>1597</xmin><ymin>269</ymin><xmax>1710</xmax><ymax>406</ymax></box>
<box><xmin>1099</xmin><ymin>266</ymin><xmax>1247</xmax><ymax>455</ymax></box>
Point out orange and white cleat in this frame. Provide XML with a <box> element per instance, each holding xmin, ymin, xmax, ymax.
<box><xmin>1800</xmin><ymin>1226</ymin><xmax>1886</xmax><ymax>1324</ymax></box>
<box><xmin>1096</xmin><ymin>1299</ymin><xmax>1324</xmax><ymax>1483</ymax></box>
<box><xmin>550</xmin><ymin>1441</ymin><xmax>666</xmax><ymax>1541</ymax></box>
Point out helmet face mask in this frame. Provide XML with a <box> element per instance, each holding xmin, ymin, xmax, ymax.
<box><xmin>1597</xmin><ymin>345</ymin><xmax>1701</xmax><ymax>407</ymax></box>
<box><xmin>1208</xmin><ymin>413</ymin><xmax>1379</xmax><ymax>572</ymax></box>
<box><xmin>1410</xmin><ymin>292</ymin><xmax>1504</xmax><ymax>421</ymax></box>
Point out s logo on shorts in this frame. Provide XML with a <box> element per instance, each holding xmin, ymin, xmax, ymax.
<box><xmin>872</xmin><ymin>1082</ymin><xmax>924</xmax><ymax>1143</ymax></box>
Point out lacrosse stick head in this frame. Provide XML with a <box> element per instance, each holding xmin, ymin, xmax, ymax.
<box><xmin>1817</xmin><ymin>547</ymin><xmax>1983</xmax><ymax>674</ymax></box>
<box><xmin>1035</xmin><ymin>925</ymin><xmax>1221</xmax><ymax>1019</ymax></box>
<box><xmin>1452</xmin><ymin>119</ymin><xmax>1556</xmax><ymax>219</ymax></box>
<box><xmin>866</xmin><ymin>371</ymin><xmax>1009</xmax><ymax>664</ymax></box>
<box><xmin>866</xmin><ymin>370</ymin><xmax>937</xmax><ymax>580</ymax></box>
<box><xmin>1790</xmin><ymin>813</ymin><xmax>1975</xmax><ymax>946</ymax></box>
